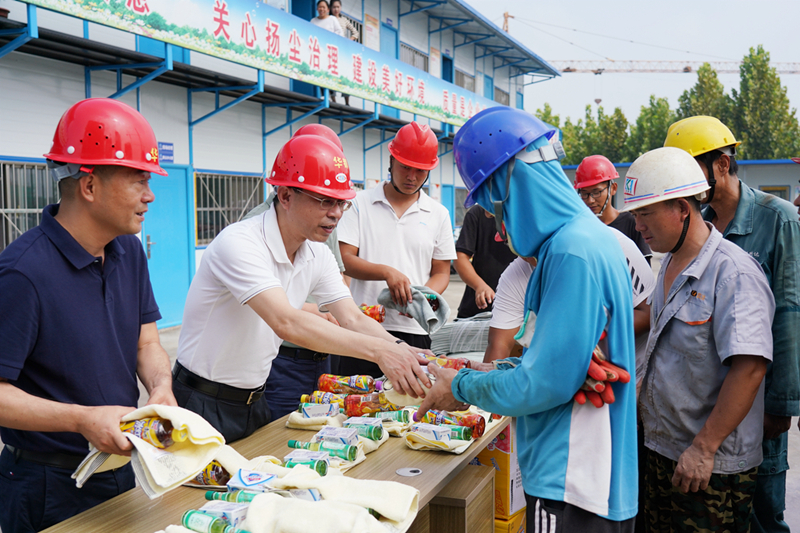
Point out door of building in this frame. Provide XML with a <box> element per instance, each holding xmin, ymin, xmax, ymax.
<box><xmin>143</xmin><ymin>164</ymin><xmax>194</xmax><ymax>328</ymax></box>
<box><xmin>484</xmin><ymin>74</ymin><xmax>494</xmax><ymax>100</ymax></box>
<box><xmin>380</xmin><ymin>23</ymin><xmax>399</xmax><ymax>118</ymax></box>
<box><xmin>442</xmin><ymin>55</ymin><xmax>453</xmax><ymax>83</ymax></box>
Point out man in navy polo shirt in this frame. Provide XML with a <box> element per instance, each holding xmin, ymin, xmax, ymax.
<box><xmin>0</xmin><ymin>98</ymin><xmax>177</xmax><ymax>533</ymax></box>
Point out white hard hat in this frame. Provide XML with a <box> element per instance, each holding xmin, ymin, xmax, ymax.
<box><xmin>620</xmin><ymin>147</ymin><xmax>709</xmax><ymax>212</ymax></box>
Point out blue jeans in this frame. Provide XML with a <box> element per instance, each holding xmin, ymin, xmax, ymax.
<box><xmin>0</xmin><ymin>446</ymin><xmax>135</xmax><ymax>533</ymax></box>
<box><xmin>751</xmin><ymin>433</ymin><xmax>790</xmax><ymax>533</ymax></box>
<box><xmin>263</xmin><ymin>353</ymin><xmax>332</xmax><ymax>420</ymax></box>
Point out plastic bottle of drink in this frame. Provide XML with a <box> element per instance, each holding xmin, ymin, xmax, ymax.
<box><xmin>181</xmin><ymin>509</ymin><xmax>251</xmax><ymax>533</ymax></box>
<box><xmin>359</xmin><ymin>304</ymin><xmax>386</xmax><ymax>322</ymax></box>
<box><xmin>365</xmin><ymin>410</ymin><xmax>410</xmax><ymax>423</ymax></box>
<box><xmin>120</xmin><ymin>417</ymin><xmax>188</xmax><ymax>448</ymax></box>
<box><xmin>284</xmin><ymin>459</ymin><xmax>328</xmax><ymax>476</ymax></box>
<box><xmin>317</xmin><ymin>374</ymin><xmax>376</xmax><ymax>394</ymax></box>
<box><xmin>425</xmin><ymin>293</ymin><xmax>440</xmax><ymax>311</ymax></box>
<box><xmin>420</xmin><ymin>409</ymin><xmax>486</xmax><ymax>438</ymax></box>
<box><xmin>194</xmin><ymin>460</ymin><xmax>231</xmax><ymax>486</ymax></box>
<box><xmin>299</xmin><ymin>391</ymin><xmax>347</xmax><ymax>409</ymax></box>
<box><xmin>422</xmin><ymin>354</ymin><xmax>471</xmax><ymax>371</ymax></box>
<box><xmin>287</xmin><ymin>439</ymin><xmax>358</xmax><ymax>461</ymax></box>
<box><xmin>347</xmin><ymin>424</ymin><xmax>384</xmax><ymax>441</ymax></box>
<box><xmin>205</xmin><ymin>490</ymin><xmax>258</xmax><ymax>503</ymax></box>
<box><xmin>344</xmin><ymin>393</ymin><xmax>403</xmax><ymax>417</ymax></box>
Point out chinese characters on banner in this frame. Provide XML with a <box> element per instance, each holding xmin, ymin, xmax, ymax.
<box><xmin>22</xmin><ymin>0</ymin><xmax>500</xmax><ymax>126</ymax></box>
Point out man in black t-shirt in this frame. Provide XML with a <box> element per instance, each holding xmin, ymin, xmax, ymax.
<box><xmin>574</xmin><ymin>155</ymin><xmax>652</xmax><ymax>263</ymax></box>
<box><xmin>453</xmin><ymin>205</ymin><xmax>518</xmax><ymax>318</ymax></box>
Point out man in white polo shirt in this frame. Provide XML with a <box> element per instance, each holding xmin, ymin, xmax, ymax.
<box><xmin>338</xmin><ymin>122</ymin><xmax>457</xmax><ymax>377</ymax></box>
<box><xmin>174</xmin><ymin>135</ymin><xmax>430</xmax><ymax>442</ymax></box>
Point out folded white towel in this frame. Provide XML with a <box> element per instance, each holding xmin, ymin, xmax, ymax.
<box><xmin>285</xmin><ymin>412</ymin><xmax>347</xmax><ymax>431</ymax></box>
<box><xmin>403</xmin><ymin>432</ymin><xmax>473</xmax><ymax>454</ymax></box>
<box><xmin>245</xmin><ymin>492</ymin><xmax>388</xmax><ymax>533</ymax></box>
<box><xmin>73</xmin><ymin>405</ymin><xmax>224</xmax><ymax>499</ymax></box>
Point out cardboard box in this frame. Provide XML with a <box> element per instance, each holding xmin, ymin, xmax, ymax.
<box><xmin>495</xmin><ymin>508</ymin><xmax>526</xmax><ymax>533</ymax></box>
<box><xmin>471</xmin><ymin>420</ymin><xmax>526</xmax><ymax>519</ymax></box>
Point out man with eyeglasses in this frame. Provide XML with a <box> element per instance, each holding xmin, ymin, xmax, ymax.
<box><xmin>337</xmin><ymin>122</ymin><xmax>457</xmax><ymax>377</ymax></box>
<box><xmin>574</xmin><ymin>155</ymin><xmax>652</xmax><ymax>264</ymax></box>
<box><xmin>173</xmin><ymin>135</ymin><xmax>431</xmax><ymax>442</ymax></box>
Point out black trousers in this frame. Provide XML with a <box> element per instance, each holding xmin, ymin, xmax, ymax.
<box><xmin>337</xmin><ymin>331</ymin><xmax>431</xmax><ymax>378</ymax></box>
<box><xmin>173</xmin><ymin>377</ymin><xmax>272</xmax><ymax>444</ymax></box>
<box><xmin>0</xmin><ymin>447</ymin><xmax>135</xmax><ymax>533</ymax></box>
<box><xmin>526</xmin><ymin>494</ymin><xmax>636</xmax><ymax>533</ymax></box>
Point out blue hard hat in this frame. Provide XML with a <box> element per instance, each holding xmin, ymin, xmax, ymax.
<box><xmin>454</xmin><ymin>107</ymin><xmax>557</xmax><ymax>207</ymax></box>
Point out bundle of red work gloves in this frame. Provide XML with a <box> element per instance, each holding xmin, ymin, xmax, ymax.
<box><xmin>573</xmin><ymin>333</ymin><xmax>631</xmax><ymax>408</ymax></box>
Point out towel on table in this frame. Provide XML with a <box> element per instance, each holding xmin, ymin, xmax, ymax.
<box><xmin>268</xmin><ymin>473</ymin><xmax>419</xmax><ymax>532</ymax></box>
<box><xmin>73</xmin><ymin>405</ymin><xmax>224</xmax><ymax>498</ymax></box>
<box><xmin>285</xmin><ymin>412</ymin><xmax>346</xmax><ymax>431</ymax></box>
<box><xmin>245</xmin><ymin>492</ymin><xmax>388</xmax><ymax>533</ymax></box>
<box><xmin>403</xmin><ymin>432</ymin><xmax>473</xmax><ymax>454</ymax></box>
<box><xmin>377</xmin><ymin>286</ymin><xmax>449</xmax><ymax>335</ymax></box>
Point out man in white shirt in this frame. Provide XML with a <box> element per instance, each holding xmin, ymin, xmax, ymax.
<box><xmin>174</xmin><ymin>135</ymin><xmax>429</xmax><ymax>442</ymax></box>
<box><xmin>338</xmin><ymin>122</ymin><xmax>457</xmax><ymax>376</ymax></box>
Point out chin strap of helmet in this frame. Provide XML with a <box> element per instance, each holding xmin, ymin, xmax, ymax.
<box><xmin>490</xmin><ymin>158</ymin><xmax>515</xmax><ymax>244</ymax></box>
<box><xmin>701</xmin><ymin>152</ymin><xmax>719</xmax><ymax>204</ymax></box>
<box><xmin>596</xmin><ymin>183</ymin><xmax>612</xmax><ymax>217</ymax></box>
<box><xmin>669</xmin><ymin>211</ymin><xmax>691</xmax><ymax>254</ymax></box>
<box><xmin>388</xmin><ymin>156</ymin><xmax>431</xmax><ymax>196</ymax></box>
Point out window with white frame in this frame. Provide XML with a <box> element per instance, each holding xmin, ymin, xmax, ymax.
<box><xmin>455</xmin><ymin>188</ymin><xmax>468</xmax><ymax>227</ymax></box>
<box><xmin>340</xmin><ymin>13</ymin><xmax>362</xmax><ymax>43</ymax></box>
<box><xmin>455</xmin><ymin>70</ymin><xmax>475</xmax><ymax>93</ymax></box>
<box><xmin>0</xmin><ymin>161</ymin><xmax>58</xmax><ymax>252</ymax></box>
<box><xmin>494</xmin><ymin>87</ymin><xmax>510</xmax><ymax>106</ymax></box>
<box><xmin>400</xmin><ymin>43</ymin><xmax>429</xmax><ymax>72</ymax></box>
<box><xmin>195</xmin><ymin>172</ymin><xmax>266</xmax><ymax>245</ymax></box>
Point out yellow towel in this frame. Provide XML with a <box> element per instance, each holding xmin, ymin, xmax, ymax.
<box><xmin>73</xmin><ymin>405</ymin><xmax>224</xmax><ymax>499</ymax></box>
<box><xmin>285</xmin><ymin>411</ymin><xmax>347</xmax><ymax>431</ymax></box>
<box><xmin>403</xmin><ymin>432</ymin><xmax>473</xmax><ymax>454</ymax></box>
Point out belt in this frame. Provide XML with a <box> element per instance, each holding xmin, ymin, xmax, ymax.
<box><xmin>4</xmin><ymin>444</ymin><xmax>85</xmax><ymax>470</ymax></box>
<box><xmin>173</xmin><ymin>362</ymin><xmax>265</xmax><ymax>405</ymax></box>
<box><xmin>278</xmin><ymin>345</ymin><xmax>329</xmax><ymax>362</ymax></box>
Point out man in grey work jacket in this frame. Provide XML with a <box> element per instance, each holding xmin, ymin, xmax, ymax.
<box><xmin>666</xmin><ymin>117</ymin><xmax>800</xmax><ymax>533</ymax></box>
<box><xmin>625</xmin><ymin>147</ymin><xmax>774</xmax><ymax>532</ymax></box>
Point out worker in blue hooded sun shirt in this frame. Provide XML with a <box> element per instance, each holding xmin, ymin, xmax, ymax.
<box><xmin>416</xmin><ymin>107</ymin><xmax>638</xmax><ymax>531</ymax></box>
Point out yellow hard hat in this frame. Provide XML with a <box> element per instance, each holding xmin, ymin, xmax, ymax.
<box><xmin>663</xmin><ymin>116</ymin><xmax>741</xmax><ymax>157</ymax></box>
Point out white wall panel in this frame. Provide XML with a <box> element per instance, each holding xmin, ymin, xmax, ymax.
<box><xmin>381</xmin><ymin>0</ymin><xmax>398</xmax><ymax>27</ymax></box>
<box><xmin>494</xmin><ymin>64</ymin><xmax>510</xmax><ymax>94</ymax></box>
<box><xmin>191</xmin><ymin>53</ymin><xmax>259</xmax><ymax>83</ymax></box>
<box><xmin>341</xmin><ymin>0</ymin><xmax>362</xmax><ymax>20</ymax></box>
<box><xmin>141</xmin><ymin>84</ymin><xmax>190</xmax><ymax>166</ymax></box>
<box><xmin>440</xmin><ymin>30</ymin><xmax>453</xmax><ymax>58</ymax></box>
<box><xmin>192</xmin><ymin>97</ymin><xmax>264</xmax><ymax>173</ymax></box>
<box><xmin>87</xmin><ymin>22</ymin><xmax>136</xmax><ymax>51</ymax></box>
<box><xmin>398</xmin><ymin>3</ymin><xmax>428</xmax><ymax>55</ymax></box>
<box><xmin>454</xmin><ymin>43</ymin><xmax>474</xmax><ymax>76</ymax></box>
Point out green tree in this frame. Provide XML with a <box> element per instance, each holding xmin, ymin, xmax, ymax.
<box><xmin>626</xmin><ymin>95</ymin><xmax>676</xmax><ymax>160</ymax></box>
<box><xmin>534</xmin><ymin>102</ymin><xmax>561</xmax><ymax>129</ymax></box>
<box><xmin>676</xmin><ymin>63</ymin><xmax>733</xmax><ymax>124</ymax></box>
<box><xmin>731</xmin><ymin>45</ymin><xmax>800</xmax><ymax>159</ymax></box>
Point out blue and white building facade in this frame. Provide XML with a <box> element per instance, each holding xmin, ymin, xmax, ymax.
<box><xmin>0</xmin><ymin>0</ymin><xmax>559</xmax><ymax>326</ymax></box>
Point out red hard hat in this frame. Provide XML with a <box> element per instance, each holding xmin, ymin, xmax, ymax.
<box><xmin>388</xmin><ymin>122</ymin><xmax>439</xmax><ymax>170</ymax></box>
<box><xmin>293</xmin><ymin>123</ymin><xmax>343</xmax><ymax>151</ymax></box>
<box><xmin>267</xmin><ymin>136</ymin><xmax>356</xmax><ymax>200</ymax></box>
<box><xmin>44</xmin><ymin>98</ymin><xmax>167</xmax><ymax>176</ymax></box>
<box><xmin>574</xmin><ymin>155</ymin><xmax>618</xmax><ymax>190</ymax></box>
<box><xmin>792</xmin><ymin>157</ymin><xmax>800</xmax><ymax>164</ymax></box>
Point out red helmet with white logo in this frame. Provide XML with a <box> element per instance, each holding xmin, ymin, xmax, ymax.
<box><xmin>44</xmin><ymin>98</ymin><xmax>167</xmax><ymax>176</ymax></box>
<box><xmin>267</xmin><ymin>136</ymin><xmax>356</xmax><ymax>200</ymax></box>
<box><xmin>574</xmin><ymin>155</ymin><xmax>618</xmax><ymax>190</ymax></box>
<box><xmin>388</xmin><ymin>122</ymin><xmax>439</xmax><ymax>170</ymax></box>
<box><xmin>293</xmin><ymin>123</ymin><xmax>343</xmax><ymax>151</ymax></box>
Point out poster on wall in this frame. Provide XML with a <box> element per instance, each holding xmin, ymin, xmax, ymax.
<box><xmin>363</xmin><ymin>13</ymin><xmax>380</xmax><ymax>51</ymax></box>
<box><xmin>429</xmin><ymin>47</ymin><xmax>441</xmax><ymax>79</ymax></box>
<box><xmin>20</xmin><ymin>0</ymin><xmax>499</xmax><ymax>127</ymax></box>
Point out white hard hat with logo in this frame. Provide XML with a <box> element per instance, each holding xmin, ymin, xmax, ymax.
<box><xmin>620</xmin><ymin>147</ymin><xmax>710</xmax><ymax>212</ymax></box>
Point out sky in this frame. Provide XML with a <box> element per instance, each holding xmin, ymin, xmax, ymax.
<box><xmin>465</xmin><ymin>0</ymin><xmax>800</xmax><ymax>125</ymax></box>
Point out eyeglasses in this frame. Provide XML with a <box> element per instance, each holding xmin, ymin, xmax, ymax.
<box><xmin>578</xmin><ymin>184</ymin><xmax>610</xmax><ymax>200</ymax></box>
<box><xmin>292</xmin><ymin>188</ymin><xmax>352</xmax><ymax>211</ymax></box>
